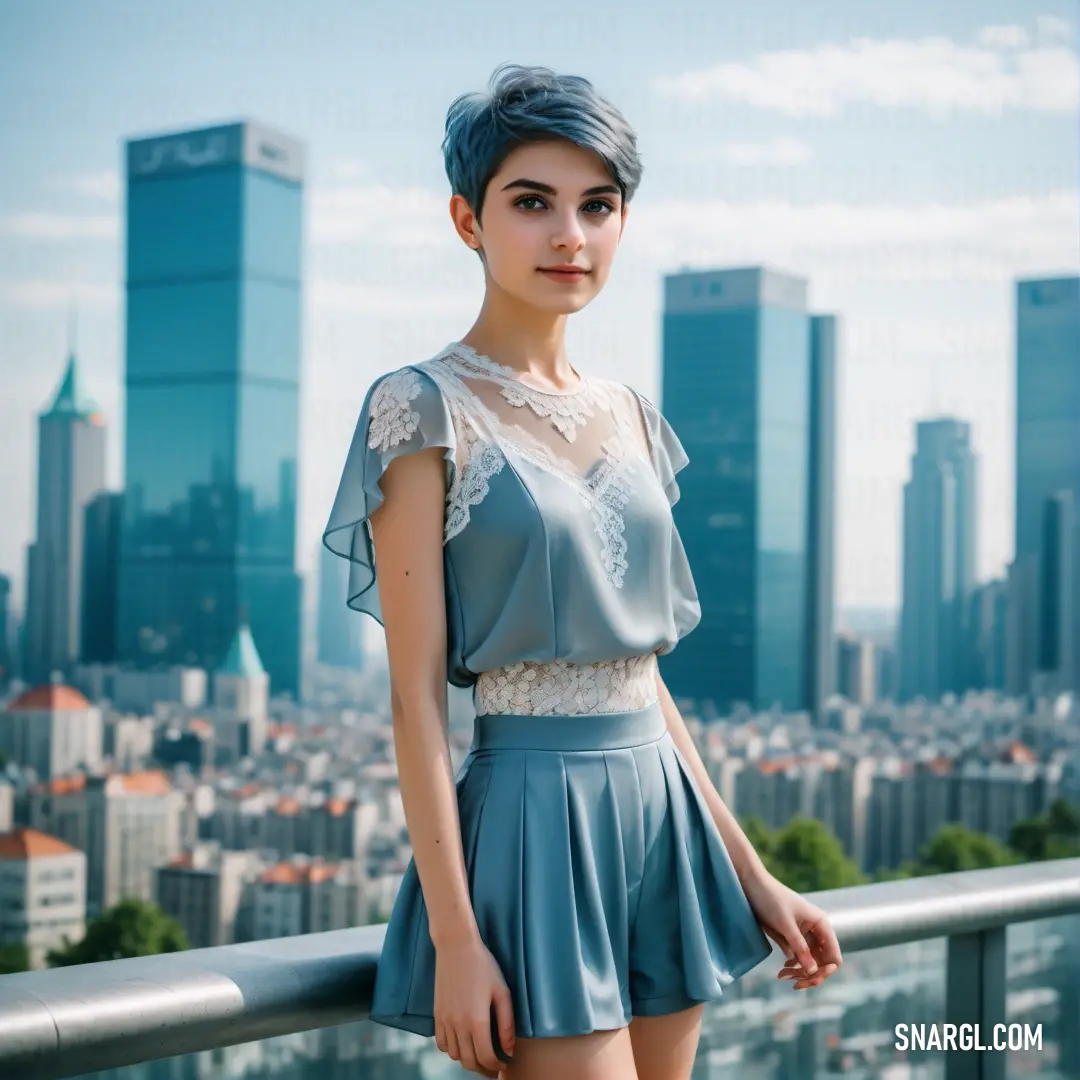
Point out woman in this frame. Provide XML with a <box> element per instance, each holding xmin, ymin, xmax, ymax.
<box><xmin>323</xmin><ymin>63</ymin><xmax>842</xmax><ymax>1080</ymax></box>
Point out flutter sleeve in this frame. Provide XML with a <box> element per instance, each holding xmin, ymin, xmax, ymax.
<box><xmin>634</xmin><ymin>391</ymin><xmax>690</xmax><ymax>507</ymax></box>
<box><xmin>322</xmin><ymin>366</ymin><xmax>457</xmax><ymax>625</ymax></box>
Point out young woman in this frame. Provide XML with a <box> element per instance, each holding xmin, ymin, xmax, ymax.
<box><xmin>324</xmin><ymin>63</ymin><xmax>842</xmax><ymax>1080</ymax></box>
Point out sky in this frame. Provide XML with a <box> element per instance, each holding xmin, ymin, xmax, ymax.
<box><xmin>0</xmin><ymin>0</ymin><xmax>1077</xmax><ymax>618</ymax></box>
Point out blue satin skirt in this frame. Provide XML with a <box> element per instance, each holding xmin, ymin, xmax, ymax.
<box><xmin>368</xmin><ymin>701</ymin><xmax>772</xmax><ymax>1041</ymax></box>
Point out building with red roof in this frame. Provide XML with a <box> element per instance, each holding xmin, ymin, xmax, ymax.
<box><xmin>0</xmin><ymin>826</ymin><xmax>86</xmax><ymax>968</ymax></box>
<box><xmin>1</xmin><ymin>681</ymin><xmax>103</xmax><ymax>780</ymax></box>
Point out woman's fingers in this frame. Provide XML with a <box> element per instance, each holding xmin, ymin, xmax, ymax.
<box><xmin>783</xmin><ymin>918</ymin><xmax>817</xmax><ymax>976</ymax></box>
<box><xmin>446</xmin><ymin>1025</ymin><xmax>461</xmax><ymax>1063</ymax></box>
<box><xmin>469</xmin><ymin>1010</ymin><xmax>504</xmax><ymax>1075</ymax></box>
<box><xmin>492</xmin><ymin>986</ymin><xmax>516</xmax><ymax>1063</ymax></box>
<box><xmin>808</xmin><ymin>917</ymin><xmax>844</xmax><ymax>969</ymax></box>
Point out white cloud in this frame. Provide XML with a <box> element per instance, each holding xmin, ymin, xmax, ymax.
<box><xmin>321</xmin><ymin>159</ymin><xmax>374</xmax><ymax>182</ymax></box>
<box><xmin>717</xmin><ymin>137</ymin><xmax>813</xmax><ymax>167</ymax></box>
<box><xmin>0</xmin><ymin>212</ymin><xmax>118</xmax><ymax>240</ymax></box>
<box><xmin>1037</xmin><ymin>15</ymin><xmax>1074</xmax><ymax>44</ymax></box>
<box><xmin>49</xmin><ymin>170</ymin><xmax>121</xmax><ymax>203</ymax></box>
<box><xmin>309</xmin><ymin>182</ymin><xmax>454</xmax><ymax>247</ymax></box>
<box><xmin>978</xmin><ymin>25</ymin><xmax>1029</xmax><ymax>50</ymax></box>
<box><xmin>624</xmin><ymin>189</ymin><xmax>1078</xmax><ymax>283</ymax></box>
<box><xmin>652</xmin><ymin>28</ymin><xmax>1079</xmax><ymax>117</ymax></box>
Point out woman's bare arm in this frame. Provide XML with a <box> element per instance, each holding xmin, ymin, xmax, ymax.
<box><xmin>370</xmin><ymin>446</ymin><xmax>480</xmax><ymax>950</ymax></box>
<box><xmin>654</xmin><ymin>665</ymin><xmax>844</xmax><ymax>987</ymax></box>
<box><xmin>653</xmin><ymin>666</ymin><xmax>767</xmax><ymax>885</ymax></box>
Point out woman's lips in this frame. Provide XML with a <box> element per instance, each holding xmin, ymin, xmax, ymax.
<box><xmin>540</xmin><ymin>269</ymin><xmax>588</xmax><ymax>282</ymax></box>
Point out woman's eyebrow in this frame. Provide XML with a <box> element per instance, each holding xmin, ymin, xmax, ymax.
<box><xmin>500</xmin><ymin>178</ymin><xmax>620</xmax><ymax>197</ymax></box>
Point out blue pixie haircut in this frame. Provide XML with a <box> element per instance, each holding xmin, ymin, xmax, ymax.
<box><xmin>442</xmin><ymin>63</ymin><xmax>644</xmax><ymax>242</ymax></box>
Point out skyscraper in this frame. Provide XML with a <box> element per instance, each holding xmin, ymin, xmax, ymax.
<box><xmin>0</xmin><ymin>575</ymin><xmax>13</xmax><ymax>687</ymax></box>
<box><xmin>806</xmin><ymin>315</ymin><xmax>838</xmax><ymax>718</ymax></box>
<box><xmin>898</xmin><ymin>419</ymin><xmax>977</xmax><ymax>701</ymax></box>
<box><xmin>658</xmin><ymin>267</ymin><xmax>814</xmax><ymax>713</ymax></box>
<box><xmin>23</xmin><ymin>352</ymin><xmax>107</xmax><ymax>683</ymax></box>
<box><xmin>116</xmin><ymin>121</ymin><xmax>304</xmax><ymax>697</ymax></box>
<box><xmin>1016</xmin><ymin>277</ymin><xmax>1080</xmax><ymax>557</ymax></box>
<box><xmin>1012</xmin><ymin>275</ymin><xmax>1080</xmax><ymax>696</ymax></box>
<box><xmin>81</xmin><ymin>491</ymin><xmax>123</xmax><ymax>664</ymax></box>
<box><xmin>317</xmin><ymin>543</ymin><xmax>364</xmax><ymax>671</ymax></box>
<box><xmin>1035</xmin><ymin>490</ymin><xmax>1077</xmax><ymax>695</ymax></box>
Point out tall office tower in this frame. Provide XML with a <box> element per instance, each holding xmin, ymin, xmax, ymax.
<box><xmin>806</xmin><ymin>315</ymin><xmax>838</xmax><ymax>719</ymax></box>
<box><xmin>80</xmin><ymin>491</ymin><xmax>122</xmax><ymax>664</ymax></box>
<box><xmin>1012</xmin><ymin>276</ymin><xmax>1080</xmax><ymax>697</ymax></box>
<box><xmin>968</xmin><ymin>578</ymin><xmax>1008</xmax><ymax>691</ymax></box>
<box><xmin>659</xmin><ymin>267</ymin><xmax>813</xmax><ymax>713</ymax></box>
<box><xmin>1035</xmin><ymin>490</ymin><xmax>1077</xmax><ymax>694</ymax></box>
<box><xmin>0</xmin><ymin>575</ymin><xmax>12</xmax><ymax>687</ymax></box>
<box><xmin>23</xmin><ymin>353</ymin><xmax>107</xmax><ymax>684</ymax></box>
<box><xmin>117</xmin><ymin>122</ymin><xmax>305</xmax><ymax>697</ymax></box>
<box><xmin>316</xmin><ymin>542</ymin><xmax>364</xmax><ymax>671</ymax></box>
<box><xmin>898</xmin><ymin>419</ymin><xmax>978</xmax><ymax>701</ymax></box>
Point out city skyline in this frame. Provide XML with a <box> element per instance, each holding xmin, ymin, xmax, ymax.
<box><xmin>1</xmin><ymin>2</ymin><xmax>1077</xmax><ymax>615</ymax></box>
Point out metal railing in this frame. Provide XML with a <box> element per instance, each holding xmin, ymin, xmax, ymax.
<box><xmin>2</xmin><ymin>859</ymin><xmax>1080</xmax><ymax>1080</ymax></box>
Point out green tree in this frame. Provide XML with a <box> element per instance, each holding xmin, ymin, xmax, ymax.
<box><xmin>1009</xmin><ymin>798</ymin><xmax>1080</xmax><ymax>862</ymax></box>
<box><xmin>0</xmin><ymin>942</ymin><xmax>29</xmax><ymax>974</ymax></box>
<box><xmin>905</xmin><ymin>823</ymin><xmax>1020</xmax><ymax>877</ymax></box>
<box><xmin>47</xmin><ymin>898</ymin><xmax>190</xmax><ymax>967</ymax></box>
<box><xmin>743</xmin><ymin>816</ymin><xmax>865</xmax><ymax>892</ymax></box>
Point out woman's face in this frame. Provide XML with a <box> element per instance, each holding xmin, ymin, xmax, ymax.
<box><xmin>451</xmin><ymin>138</ymin><xmax>629</xmax><ymax>315</ymax></box>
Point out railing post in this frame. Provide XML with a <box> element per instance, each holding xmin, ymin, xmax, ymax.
<box><xmin>945</xmin><ymin>927</ymin><xmax>1007</xmax><ymax>1080</ymax></box>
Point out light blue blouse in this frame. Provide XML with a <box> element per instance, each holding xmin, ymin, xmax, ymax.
<box><xmin>323</xmin><ymin>341</ymin><xmax>700</xmax><ymax>704</ymax></box>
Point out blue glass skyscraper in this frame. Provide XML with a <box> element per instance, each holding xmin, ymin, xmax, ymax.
<box><xmin>1014</xmin><ymin>275</ymin><xmax>1080</xmax><ymax>694</ymax></box>
<box><xmin>117</xmin><ymin>121</ymin><xmax>304</xmax><ymax>697</ymax></box>
<box><xmin>898</xmin><ymin>419</ymin><xmax>977</xmax><ymax>701</ymax></box>
<box><xmin>659</xmin><ymin>267</ymin><xmax>819</xmax><ymax>714</ymax></box>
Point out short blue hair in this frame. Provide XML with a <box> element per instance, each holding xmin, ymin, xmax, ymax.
<box><xmin>442</xmin><ymin>63</ymin><xmax>644</xmax><ymax>234</ymax></box>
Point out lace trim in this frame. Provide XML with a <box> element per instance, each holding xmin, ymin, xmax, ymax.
<box><xmin>444</xmin><ymin>421</ymin><xmax>505</xmax><ymax>544</ymax></box>
<box><xmin>367</xmin><ymin>369</ymin><xmax>424</xmax><ymax>453</ymax></box>
<box><xmin>473</xmin><ymin>654</ymin><xmax>660</xmax><ymax>716</ymax></box>
<box><xmin>440</xmin><ymin>345</ymin><xmax>599</xmax><ymax>442</ymax></box>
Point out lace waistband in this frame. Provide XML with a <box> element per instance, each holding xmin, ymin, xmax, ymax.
<box><xmin>472</xmin><ymin>653</ymin><xmax>660</xmax><ymax>716</ymax></box>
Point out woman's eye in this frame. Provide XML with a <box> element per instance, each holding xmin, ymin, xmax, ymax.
<box><xmin>515</xmin><ymin>195</ymin><xmax>614</xmax><ymax>215</ymax></box>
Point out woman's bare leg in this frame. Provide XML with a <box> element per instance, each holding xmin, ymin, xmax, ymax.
<box><xmin>628</xmin><ymin>1004</ymin><xmax>705</xmax><ymax>1080</ymax></box>
<box><xmin>502</xmin><ymin>1026</ymin><xmax>639</xmax><ymax>1080</ymax></box>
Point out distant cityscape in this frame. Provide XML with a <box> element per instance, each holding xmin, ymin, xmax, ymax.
<box><xmin>0</xmin><ymin>117</ymin><xmax>1078</xmax><ymax>1078</ymax></box>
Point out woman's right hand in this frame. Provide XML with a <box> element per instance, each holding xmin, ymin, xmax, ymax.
<box><xmin>434</xmin><ymin>933</ymin><xmax>516</xmax><ymax>1077</ymax></box>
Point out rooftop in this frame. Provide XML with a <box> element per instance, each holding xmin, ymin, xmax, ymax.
<box><xmin>259</xmin><ymin>862</ymin><xmax>340</xmax><ymax>886</ymax></box>
<box><xmin>34</xmin><ymin>770</ymin><xmax>173</xmax><ymax>798</ymax></box>
<box><xmin>0</xmin><ymin>827</ymin><xmax>79</xmax><ymax>861</ymax></box>
<box><xmin>8</xmin><ymin>684</ymin><xmax>91</xmax><ymax>712</ymax></box>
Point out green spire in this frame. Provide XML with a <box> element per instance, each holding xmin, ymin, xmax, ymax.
<box><xmin>45</xmin><ymin>353</ymin><xmax>101</xmax><ymax>418</ymax></box>
<box><xmin>219</xmin><ymin>624</ymin><xmax>266</xmax><ymax>678</ymax></box>
<box><xmin>44</xmin><ymin>308</ymin><xmax>101</xmax><ymax>419</ymax></box>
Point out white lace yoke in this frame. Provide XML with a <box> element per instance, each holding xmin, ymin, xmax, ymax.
<box><xmin>366</xmin><ymin>342</ymin><xmax>663</xmax><ymax>716</ymax></box>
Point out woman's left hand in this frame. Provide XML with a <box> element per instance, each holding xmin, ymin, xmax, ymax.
<box><xmin>741</xmin><ymin>869</ymin><xmax>843</xmax><ymax>990</ymax></box>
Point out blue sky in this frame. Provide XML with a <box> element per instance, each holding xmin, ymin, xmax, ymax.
<box><xmin>0</xmin><ymin>0</ymin><xmax>1076</xmax><ymax>616</ymax></box>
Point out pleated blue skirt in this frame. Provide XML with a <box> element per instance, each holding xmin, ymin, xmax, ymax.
<box><xmin>368</xmin><ymin>701</ymin><xmax>772</xmax><ymax>1041</ymax></box>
